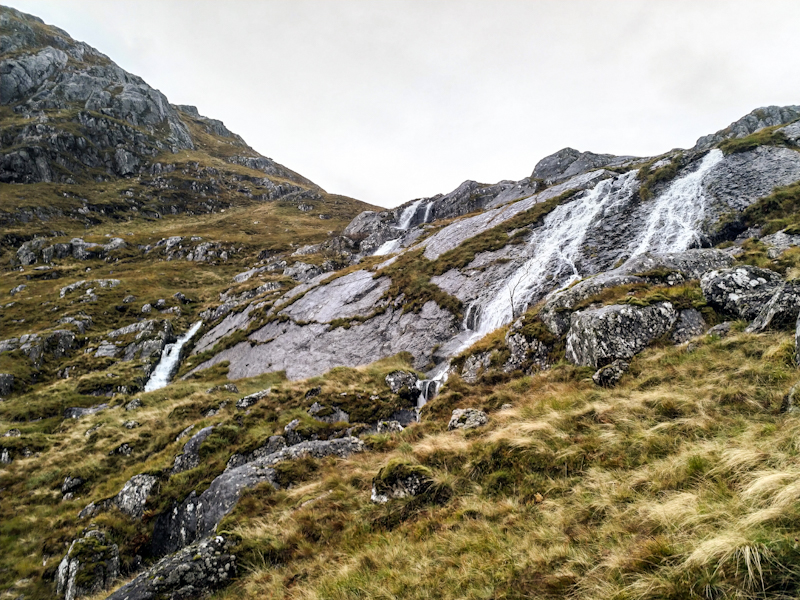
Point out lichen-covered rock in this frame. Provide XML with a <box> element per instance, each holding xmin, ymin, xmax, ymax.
<box><xmin>781</xmin><ymin>383</ymin><xmax>800</xmax><ymax>413</ymax></box>
<box><xmin>105</xmin><ymin>535</ymin><xmax>235</xmax><ymax>600</ymax></box>
<box><xmin>236</xmin><ymin>387</ymin><xmax>270</xmax><ymax>409</ymax></box>
<box><xmin>448</xmin><ymin>408</ymin><xmax>489</xmax><ymax>431</ymax></box>
<box><xmin>62</xmin><ymin>476</ymin><xmax>84</xmax><ymax>495</ymax></box>
<box><xmin>503</xmin><ymin>329</ymin><xmax>551</xmax><ymax>373</ymax></box>
<box><xmin>371</xmin><ymin>460</ymin><xmax>433</xmax><ymax>503</ymax></box>
<box><xmin>671</xmin><ymin>308</ymin><xmax>707</xmax><ymax>343</ymax></box>
<box><xmin>796</xmin><ymin>313</ymin><xmax>800</xmax><ymax>366</ymax></box>
<box><xmin>592</xmin><ymin>359</ymin><xmax>630</xmax><ymax>387</ymax></box>
<box><xmin>461</xmin><ymin>352</ymin><xmax>490</xmax><ymax>384</ymax></box>
<box><xmin>377</xmin><ymin>420</ymin><xmax>404</xmax><ymax>433</ymax></box>
<box><xmin>56</xmin><ymin>530</ymin><xmax>119</xmax><ymax>600</ymax></box>
<box><xmin>745</xmin><ymin>281</ymin><xmax>800</xmax><ymax>333</ymax></box>
<box><xmin>153</xmin><ymin>437</ymin><xmax>364</xmax><ymax>555</ymax></box>
<box><xmin>113</xmin><ymin>474</ymin><xmax>157</xmax><ymax>519</ymax></box>
<box><xmin>565</xmin><ymin>302</ymin><xmax>678</xmax><ymax>368</ymax></box>
<box><xmin>385</xmin><ymin>370</ymin><xmax>419</xmax><ymax>396</ymax></box>
<box><xmin>701</xmin><ymin>266</ymin><xmax>783</xmax><ymax>321</ymax></box>
<box><xmin>707</xmin><ymin>321</ymin><xmax>734</xmax><ymax>338</ymax></box>
<box><xmin>171</xmin><ymin>426</ymin><xmax>214</xmax><ymax>475</ymax></box>
<box><xmin>540</xmin><ymin>249</ymin><xmax>733</xmax><ymax>336</ymax></box>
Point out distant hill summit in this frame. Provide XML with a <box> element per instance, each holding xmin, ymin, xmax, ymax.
<box><xmin>0</xmin><ymin>5</ymin><xmax>375</xmax><ymax>241</ymax></box>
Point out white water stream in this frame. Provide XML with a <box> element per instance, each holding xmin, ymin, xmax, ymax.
<box><xmin>144</xmin><ymin>321</ymin><xmax>203</xmax><ymax>392</ymax></box>
<box><xmin>629</xmin><ymin>149</ymin><xmax>723</xmax><ymax>256</ymax></box>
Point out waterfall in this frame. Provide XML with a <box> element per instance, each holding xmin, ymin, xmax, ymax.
<box><xmin>629</xmin><ymin>149</ymin><xmax>723</xmax><ymax>256</ymax></box>
<box><xmin>144</xmin><ymin>321</ymin><xmax>203</xmax><ymax>392</ymax></box>
<box><xmin>473</xmin><ymin>170</ymin><xmax>640</xmax><ymax>337</ymax></box>
<box><xmin>422</xmin><ymin>201</ymin><xmax>434</xmax><ymax>224</ymax></box>
<box><xmin>397</xmin><ymin>198</ymin><xmax>424</xmax><ymax>230</ymax></box>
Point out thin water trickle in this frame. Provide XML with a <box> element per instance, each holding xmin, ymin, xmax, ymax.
<box><xmin>144</xmin><ymin>321</ymin><xmax>203</xmax><ymax>392</ymax></box>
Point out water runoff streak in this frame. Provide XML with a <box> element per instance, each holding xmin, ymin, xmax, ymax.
<box><xmin>144</xmin><ymin>321</ymin><xmax>203</xmax><ymax>392</ymax></box>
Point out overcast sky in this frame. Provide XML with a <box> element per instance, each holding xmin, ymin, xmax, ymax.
<box><xmin>5</xmin><ymin>1</ymin><xmax>800</xmax><ymax>207</ymax></box>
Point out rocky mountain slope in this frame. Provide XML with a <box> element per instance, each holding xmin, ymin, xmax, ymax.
<box><xmin>5</xmin><ymin>6</ymin><xmax>800</xmax><ymax>600</ymax></box>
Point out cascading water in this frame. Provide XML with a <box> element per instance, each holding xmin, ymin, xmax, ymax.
<box><xmin>396</xmin><ymin>198</ymin><xmax>424</xmax><ymax>230</ymax></box>
<box><xmin>144</xmin><ymin>321</ymin><xmax>203</xmax><ymax>392</ymax></box>
<box><xmin>372</xmin><ymin>199</ymin><xmax>425</xmax><ymax>256</ymax></box>
<box><xmin>629</xmin><ymin>149</ymin><xmax>723</xmax><ymax>256</ymax></box>
<box><xmin>474</xmin><ymin>170</ymin><xmax>640</xmax><ymax>337</ymax></box>
<box><xmin>422</xmin><ymin>200</ymin><xmax>434</xmax><ymax>224</ymax></box>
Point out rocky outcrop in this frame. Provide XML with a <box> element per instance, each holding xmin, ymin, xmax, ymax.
<box><xmin>56</xmin><ymin>530</ymin><xmax>119</xmax><ymax>600</ymax></box>
<box><xmin>531</xmin><ymin>147</ymin><xmax>637</xmax><ymax>185</ymax></box>
<box><xmin>565</xmin><ymin>302</ymin><xmax>678</xmax><ymax>368</ymax></box>
<box><xmin>447</xmin><ymin>408</ymin><xmax>489</xmax><ymax>431</ymax></box>
<box><xmin>152</xmin><ymin>437</ymin><xmax>364</xmax><ymax>555</ymax></box>
<box><xmin>385</xmin><ymin>370</ymin><xmax>419</xmax><ymax>399</ymax></box>
<box><xmin>106</xmin><ymin>535</ymin><xmax>235</xmax><ymax>600</ymax></box>
<box><xmin>79</xmin><ymin>474</ymin><xmax>157</xmax><ymax>520</ymax></box>
<box><xmin>671</xmin><ymin>308</ymin><xmax>707</xmax><ymax>343</ymax></box>
<box><xmin>235</xmin><ymin>388</ymin><xmax>270</xmax><ymax>410</ymax></box>
<box><xmin>693</xmin><ymin>105</ymin><xmax>800</xmax><ymax>151</ymax></box>
<box><xmin>171</xmin><ymin>426</ymin><xmax>214</xmax><ymax>475</ymax></box>
<box><xmin>701</xmin><ymin>266</ymin><xmax>784</xmax><ymax>321</ymax></box>
<box><xmin>64</xmin><ymin>404</ymin><xmax>108</xmax><ymax>419</ymax></box>
<box><xmin>0</xmin><ymin>329</ymin><xmax>78</xmax><ymax>367</ymax></box>
<box><xmin>371</xmin><ymin>460</ymin><xmax>433</xmax><ymax>503</ymax></box>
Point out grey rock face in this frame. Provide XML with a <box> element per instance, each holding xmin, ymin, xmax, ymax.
<box><xmin>503</xmin><ymin>328</ymin><xmax>551</xmax><ymax>373</ymax></box>
<box><xmin>192</xmin><ymin>300</ymin><xmax>458</xmax><ymax>381</ymax></box>
<box><xmin>781</xmin><ymin>383</ymin><xmax>800</xmax><ymax>414</ymax></box>
<box><xmin>566</xmin><ymin>302</ymin><xmax>678</xmax><ymax>368</ymax></box>
<box><xmin>447</xmin><ymin>408</ymin><xmax>489</xmax><ymax>431</ymax></box>
<box><xmin>153</xmin><ymin>437</ymin><xmax>364</xmax><ymax>555</ymax></box>
<box><xmin>707</xmin><ymin>321</ymin><xmax>734</xmax><ymax>338</ymax></box>
<box><xmin>592</xmin><ymin>359</ymin><xmax>630</xmax><ymax>387</ymax></box>
<box><xmin>672</xmin><ymin>308</ymin><xmax>707</xmax><ymax>344</ymax></box>
<box><xmin>0</xmin><ymin>373</ymin><xmax>13</xmax><ymax>396</ymax></box>
<box><xmin>172</xmin><ymin>426</ymin><xmax>214</xmax><ymax>475</ymax></box>
<box><xmin>284</xmin><ymin>270</ymin><xmax>389</xmax><ymax>322</ymax></box>
<box><xmin>700</xmin><ymin>266</ymin><xmax>784</xmax><ymax>321</ymax></box>
<box><xmin>761</xmin><ymin>229</ymin><xmax>800</xmax><ymax>259</ymax></box>
<box><xmin>377</xmin><ymin>420</ymin><xmax>404</xmax><ymax>433</ymax></box>
<box><xmin>106</xmin><ymin>535</ymin><xmax>236</xmax><ymax>600</ymax></box>
<box><xmin>745</xmin><ymin>282</ymin><xmax>800</xmax><ymax>333</ymax></box>
<box><xmin>226</xmin><ymin>435</ymin><xmax>287</xmax><ymax>470</ymax></box>
<box><xmin>56</xmin><ymin>530</ymin><xmax>119</xmax><ymax>600</ymax></box>
<box><xmin>531</xmin><ymin>147</ymin><xmax>636</xmax><ymax>185</ymax></box>
<box><xmin>62</xmin><ymin>476</ymin><xmax>84</xmax><ymax>495</ymax></box>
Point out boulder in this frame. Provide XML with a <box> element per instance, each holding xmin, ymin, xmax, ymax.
<box><xmin>235</xmin><ymin>388</ymin><xmax>270</xmax><ymax>409</ymax></box>
<box><xmin>79</xmin><ymin>474</ymin><xmax>157</xmax><ymax>520</ymax></box>
<box><xmin>105</xmin><ymin>535</ymin><xmax>235</xmax><ymax>600</ymax></box>
<box><xmin>377</xmin><ymin>420</ymin><xmax>404</xmax><ymax>433</ymax></box>
<box><xmin>385</xmin><ymin>370</ymin><xmax>419</xmax><ymax>397</ymax></box>
<box><xmin>701</xmin><ymin>266</ymin><xmax>783</xmax><ymax>321</ymax></box>
<box><xmin>592</xmin><ymin>359</ymin><xmax>630</xmax><ymax>387</ymax></box>
<box><xmin>447</xmin><ymin>408</ymin><xmax>489</xmax><ymax>431</ymax></box>
<box><xmin>308</xmin><ymin>402</ymin><xmax>349</xmax><ymax>424</ymax></box>
<box><xmin>56</xmin><ymin>530</ymin><xmax>119</xmax><ymax>600</ymax></box>
<box><xmin>153</xmin><ymin>437</ymin><xmax>364</xmax><ymax>555</ymax></box>
<box><xmin>745</xmin><ymin>281</ymin><xmax>800</xmax><ymax>333</ymax></box>
<box><xmin>371</xmin><ymin>460</ymin><xmax>433</xmax><ymax>503</ymax></box>
<box><xmin>62</xmin><ymin>476</ymin><xmax>84</xmax><ymax>495</ymax></box>
<box><xmin>565</xmin><ymin>302</ymin><xmax>678</xmax><ymax>368</ymax></box>
<box><xmin>671</xmin><ymin>308</ymin><xmax>707</xmax><ymax>343</ymax></box>
<box><xmin>503</xmin><ymin>330</ymin><xmax>551</xmax><ymax>373</ymax></box>
<box><xmin>64</xmin><ymin>404</ymin><xmax>108</xmax><ymax>419</ymax></box>
<box><xmin>171</xmin><ymin>426</ymin><xmax>214</xmax><ymax>475</ymax></box>
<box><xmin>781</xmin><ymin>383</ymin><xmax>800</xmax><ymax>414</ymax></box>
<box><xmin>707</xmin><ymin>321</ymin><xmax>734</xmax><ymax>338</ymax></box>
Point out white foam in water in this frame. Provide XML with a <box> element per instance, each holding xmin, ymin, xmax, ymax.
<box><xmin>373</xmin><ymin>238</ymin><xmax>402</xmax><ymax>256</ymax></box>
<box><xmin>475</xmin><ymin>170</ymin><xmax>640</xmax><ymax>337</ymax></box>
<box><xmin>397</xmin><ymin>198</ymin><xmax>424</xmax><ymax>230</ymax></box>
<box><xmin>144</xmin><ymin>321</ymin><xmax>203</xmax><ymax>392</ymax></box>
<box><xmin>629</xmin><ymin>149</ymin><xmax>723</xmax><ymax>256</ymax></box>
